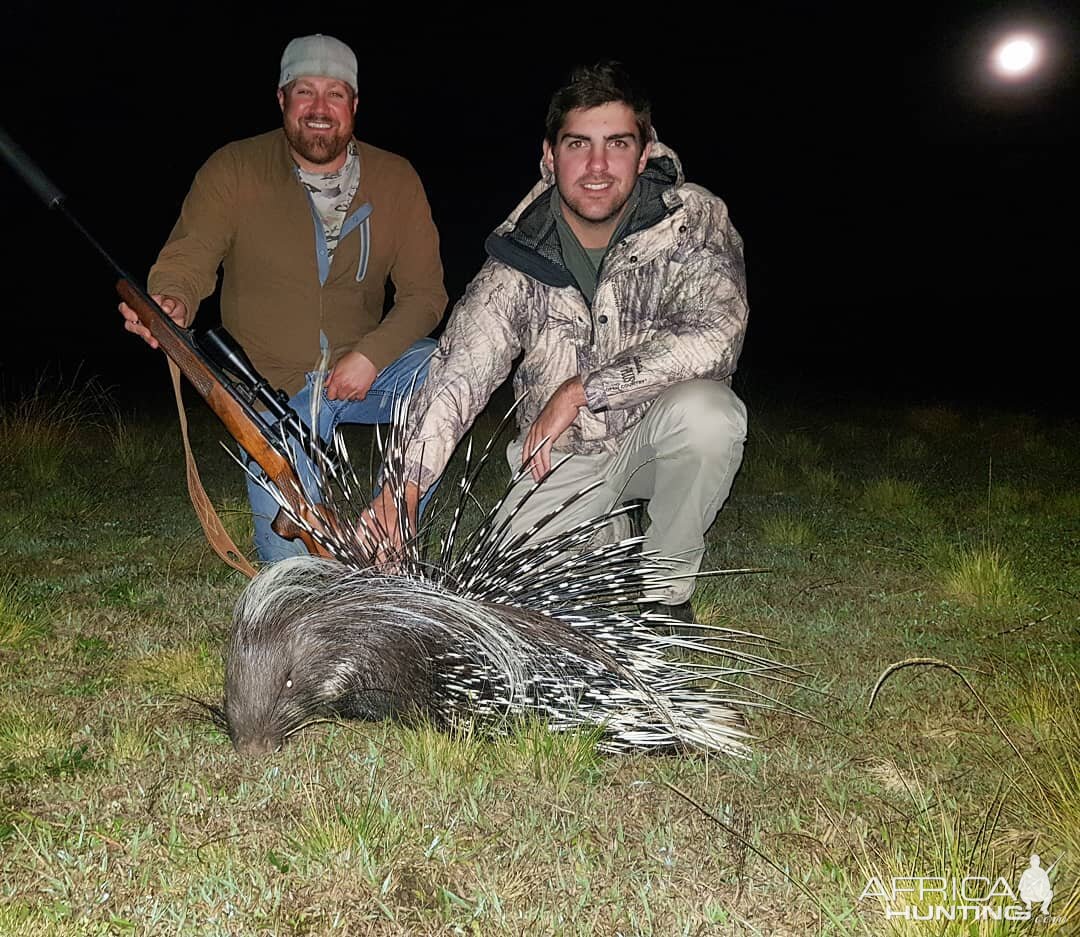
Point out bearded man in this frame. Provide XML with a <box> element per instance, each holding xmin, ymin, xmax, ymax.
<box><xmin>120</xmin><ymin>34</ymin><xmax>447</xmax><ymax>562</ymax></box>
<box><xmin>370</xmin><ymin>61</ymin><xmax>749</xmax><ymax>624</ymax></box>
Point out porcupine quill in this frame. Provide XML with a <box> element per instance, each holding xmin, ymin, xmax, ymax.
<box><xmin>211</xmin><ymin>387</ymin><xmax>804</xmax><ymax>756</ymax></box>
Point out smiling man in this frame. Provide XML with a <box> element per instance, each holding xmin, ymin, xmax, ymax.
<box><xmin>371</xmin><ymin>61</ymin><xmax>749</xmax><ymax>623</ymax></box>
<box><xmin>119</xmin><ymin>34</ymin><xmax>447</xmax><ymax>562</ymax></box>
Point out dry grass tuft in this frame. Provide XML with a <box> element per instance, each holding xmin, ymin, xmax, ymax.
<box><xmin>213</xmin><ymin>494</ymin><xmax>256</xmax><ymax>558</ymax></box>
<box><xmin>1009</xmin><ymin>665</ymin><xmax>1080</xmax><ymax>921</ymax></box>
<box><xmin>941</xmin><ymin>544</ymin><xmax>1025</xmax><ymax>613</ymax></box>
<box><xmin>104</xmin><ymin>404</ymin><xmax>168</xmax><ymax>472</ymax></box>
<box><xmin>859</xmin><ymin>477</ymin><xmax>924</xmax><ymax>513</ymax></box>
<box><xmin>803</xmin><ymin>464</ymin><xmax>841</xmax><ymax>496</ymax></box>
<box><xmin>0</xmin><ymin>373</ymin><xmax>103</xmax><ymax>486</ymax></box>
<box><xmin>761</xmin><ymin>513</ymin><xmax>815</xmax><ymax>547</ymax></box>
<box><xmin>0</xmin><ymin>576</ymin><xmax>42</xmax><ymax>647</ymax></box>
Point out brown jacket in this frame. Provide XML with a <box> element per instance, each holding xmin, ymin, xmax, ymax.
<box><xmin>149</xmin><ymin>130</ymin><xmax>447</xmax><ymax>394</ymax></box>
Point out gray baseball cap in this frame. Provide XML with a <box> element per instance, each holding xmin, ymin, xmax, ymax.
<box><xmin>278</xmin><ymin>34</ymin><xmax>357</xmax><ymax>93</ymax></box>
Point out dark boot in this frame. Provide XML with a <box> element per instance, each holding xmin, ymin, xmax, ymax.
<box><xmin>642</xmin><ymin>599</ymin><xmax>698</xmax><ymax>635</ymax></box>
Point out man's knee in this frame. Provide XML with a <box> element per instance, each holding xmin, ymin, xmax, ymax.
<box><xmin>649</xmin><ymin>380</ymin><xmax>747</xmax><ymax>459</ymax></box>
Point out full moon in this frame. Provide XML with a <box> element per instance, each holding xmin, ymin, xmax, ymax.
<box><xmin>992</xmin><ymin>35</ymin><xmax>1041</xmax><ymax>77</ymax></box>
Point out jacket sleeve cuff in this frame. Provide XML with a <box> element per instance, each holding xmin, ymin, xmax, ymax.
<box><xmin>582</xmin><ymin>371</ymin><xmax>610</xmax><ymax>413</ymax></box>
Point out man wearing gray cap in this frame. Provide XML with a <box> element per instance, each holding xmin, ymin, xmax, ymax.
<box><xmin>120</xmin><ymin>34</ymin><xmax>448</xmax><ymax>562</ymax></box>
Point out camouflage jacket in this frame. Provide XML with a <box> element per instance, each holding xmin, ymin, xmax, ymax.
<box><xmin>402</xmin><ymin>141</ymin><xmax>748</xmax><ymax>492</ymax></box>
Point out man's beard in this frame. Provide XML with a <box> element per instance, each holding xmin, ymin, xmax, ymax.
<box><xmin>285</xmin><ymin>117</ymin><xmax>352</xmax><ymax>167</ymax></box>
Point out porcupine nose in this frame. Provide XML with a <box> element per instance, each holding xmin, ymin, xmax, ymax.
<box><xmin>233</xmin><ymin>734</ymin><xmax>281</xmax><ymax>756</ymax></box>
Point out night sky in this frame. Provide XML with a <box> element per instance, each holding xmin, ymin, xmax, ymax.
<box><xmin>3</xmin><ymin>3</ymin><xmax>1077</xmax><ymax>415</ymax></box>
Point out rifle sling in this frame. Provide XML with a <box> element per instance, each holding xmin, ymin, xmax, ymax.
<box><xmin>168</xmin><ymin>358</ymin><xmax>258</xmax><ymax>578</ymax></box>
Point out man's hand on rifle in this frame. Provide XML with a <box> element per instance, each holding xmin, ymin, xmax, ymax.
<box><xmin>119</xmin><ymin>293</ymin><xmax>190</xmax><ymax>349</ymax></box>
<box><xmin>325</xmin><ymin>350</ymin><xmax>377</xmax><ymax>402</ymax></box>
<box><xmin>360</xmin><ymin>482</ymin><xmax>420</xmax><ymax>570</ymax></box>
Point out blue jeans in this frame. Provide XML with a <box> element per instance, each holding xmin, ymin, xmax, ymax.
<box><xmin>247</xmin><ymin>338</ymin><xmax>437</xmax><ymax>562</ymax></box>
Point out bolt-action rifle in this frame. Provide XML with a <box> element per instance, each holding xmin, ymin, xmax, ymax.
<box><xmin>0</xmin><ymin>125</ymin><xmax>338</xmax><ymax>573</ymax></box>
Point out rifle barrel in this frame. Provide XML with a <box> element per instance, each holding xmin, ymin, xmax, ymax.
<box><xmin>1</xmin><ymin>124</ymin><xmax>134</xmax><ymax>283</ymax></box>
<box><xmin>0</xmin><ymin>125</ymin><xmax>65</xmax><ymax>209</ymax></box>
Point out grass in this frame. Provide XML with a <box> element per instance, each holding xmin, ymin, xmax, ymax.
<box><xmin>1009</xmin><ymin>663</ymin><xmax>1080</xmax><ymax>920</ymax></box>
<box><xmin>104</xmin><ymin>402</ymin><xmax>169</xmax><ymax>472</ymax></box>
<box><xmin>0</xmin><ymin>575</ymin><xmax>44</xmax><ymax>647</ymax></box>
<box><xmin>210</xmin><ymin>495</ymin><xmax>255</xmax><ymax>560</ymax></box>
<box><xmin>0</xmin><ymin>371</ymin><xmax>104</xmax><ymax>487</ymax></box>
<box><xmin>852</xmin><ymin>780</ymin><xmax>1020</xmax><ymax>934</ymax></box>
<box><xmin>805</xmin><ymin>465</ymin><xmax>842</xmax><ymax>497</ymax></box>
<box><xmin>0</xmin><ymin>382</ymin><xmax>1077</xmax><ymax>934</ymax></box>
<box><xmin>940</xmin><ymin>544</ymin><xmax>1026</xmax><ymax>614</ymax></box>
<box><xmin>0</xmin><ymin>704</ymin><xmax>77</xmax><ymax>781</ymax></box>
<box><xmin>761</xmin><ymin>512</ymin><xmax>816</xmax><ymax>548</ymax></box>
<box><xmin>124</xmin><ymin>641</ymin><xmax>222</xmax><ymax>697</ymax></box>
<box><xmin>859</xmin><ymin>478</ymin><xmax>925</xmax><ymax>514</ymax></box>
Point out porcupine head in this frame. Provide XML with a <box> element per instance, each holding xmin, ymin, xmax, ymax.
<box><xmin>223</xmin><ymin>594</ymin><xmax>306</xmax><ymax>754</ymax></box>
<box><xmin>222</xmin><ymin>557</ymin><xmax>439</xmax><ymax>755</ymax></box>
<box><xmin>222</xmin><ymin>558</ymin><xmax>351</xmax><ymax>755</ymax></box>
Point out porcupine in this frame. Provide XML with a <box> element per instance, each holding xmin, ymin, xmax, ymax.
<box><xmin>213</xmin><ymin>391</ymin><xmax>796</xmax><ymax>757</ymax></box>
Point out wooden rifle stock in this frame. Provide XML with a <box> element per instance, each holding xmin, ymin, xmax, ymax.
<box><xmin>114</xmin><ymin>280</ymin><xmax>334</xmax><ymax>557</ymax></box>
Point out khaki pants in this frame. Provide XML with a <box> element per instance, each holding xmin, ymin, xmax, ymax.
<box><xmin>500</xmin><ymin>380</ymin><xmax>747</xmax><ymax>604</ymax></box>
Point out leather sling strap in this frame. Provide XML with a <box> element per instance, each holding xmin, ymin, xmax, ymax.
<box><xmin>169</xmin><ymin>359</ymin><xmax>258</xmax><ymax>578</ymax></box>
